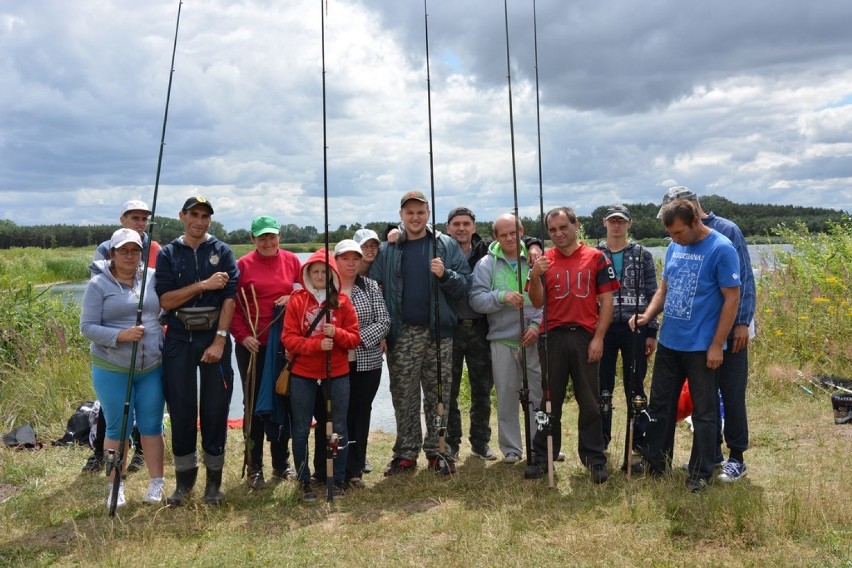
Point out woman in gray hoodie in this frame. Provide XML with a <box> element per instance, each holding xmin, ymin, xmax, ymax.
<box><xmin>81</xmin><ymin>228</ymin><xmax>165</xmax><ymax>509</ymax></box>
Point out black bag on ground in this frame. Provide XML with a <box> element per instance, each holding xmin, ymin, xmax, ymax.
<box><xmin>3</xmin><ymin>423</ymin><xmax>41</xmax><ymax>449</ymax></box>
<box><xmin>52</xmin><ymin>400</ymin><xmax>97</xmax><ymax>446</ymax></box>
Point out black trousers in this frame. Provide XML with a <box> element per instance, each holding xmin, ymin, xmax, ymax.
<box><xmin>162</xmin><ymin>333</ymin><xmax>234</xmax><ymax>460</ymax></box>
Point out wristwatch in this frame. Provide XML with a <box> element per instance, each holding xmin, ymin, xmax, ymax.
<box><xmin>215</xmin><ymin>329</ymin><xmax>228</xmax><ymax>338</ymax></box>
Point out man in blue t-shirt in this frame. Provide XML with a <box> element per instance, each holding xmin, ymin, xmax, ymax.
<box><xmin>657</xmin><ymin>186</ymin><xmax>756</xmax><ymax>483</ymax></box>
<box><xmin>632</xmin><ymin>199</ymin><xmax>740</xmax><ymax>492</ymax></box>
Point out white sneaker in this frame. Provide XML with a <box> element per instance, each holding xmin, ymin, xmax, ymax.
<box><xmin>105</xmin><ymin>481</ymin><xmax>126</xmax><ymax>510</ymax></box>
<box><xmin>143</xmin><ymin>477</ymin><xmax>165</xmax><ymax>504</ymax></box>
<box><xmin>556</xmin><ymin>451</ymin><xmax>566</xmax><ymax>462</ymax></box>
<box><xmin>503</xmin><ymin>453</ymin><xmax>521</xmax><ymax>464</ymax></box>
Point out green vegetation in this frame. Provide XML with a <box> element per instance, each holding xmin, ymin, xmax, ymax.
<box><xmin>0</xmin><ymin>225</ymin><xmax>850</xmax><ymax>566</ymax></box>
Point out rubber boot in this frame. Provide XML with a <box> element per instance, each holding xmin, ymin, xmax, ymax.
<box><xmin>166</xmin><ymin>467</ymin><xmax>198</xmax><ymax>506</ymax></box>
<box><xmin>203</xmin><ymin>468</ymin><xmax>224</xmax><ymax>505</ymax></box>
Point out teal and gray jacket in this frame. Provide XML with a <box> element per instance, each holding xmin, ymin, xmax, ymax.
<box><xmin>469</xmin><ymin>240</ymin><xmax>541</xmax><ymax>347</ymax></box>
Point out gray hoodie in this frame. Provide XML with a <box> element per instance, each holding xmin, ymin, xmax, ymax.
<box><xmin>469</xmin><ymin>240</ymin><xmax>542</xmax><ymax>346</ymax></box>
<box><xmin>80</xmin><ymin>260</ymin><xmax>162</xmax><ymax>371</ymax></box>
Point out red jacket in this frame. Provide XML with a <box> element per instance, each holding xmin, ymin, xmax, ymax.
<box><xmin>282</xmin><ymin>249</ymin><xmax>360</xmax><ymax>379</ymax></box>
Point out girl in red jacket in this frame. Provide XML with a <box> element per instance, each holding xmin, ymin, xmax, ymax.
<box><xmin>283</xmin><ymin>249</ymin><xmax>360</xmax><ymax>501</ymax></box>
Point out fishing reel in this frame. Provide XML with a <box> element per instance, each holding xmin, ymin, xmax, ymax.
<box><xmin>600</xmin><ymin>390</ymin><xmax>613</xmax><ymax>418</ymax></box>
<box><xmin>433</xmin><ymin>414</ymin><xmax>447</xmax><ymax>436</ymax></box>
<box><xmin>535</xmin><ymin>410</ymin><xmax>550</xmax><ymax>432</ymax></box>
<box><xmin>631</xmin><ymin>395</ymin><xmax>653</xmax><ymax>423</ymax></box>
<box><xmin>327</xmin><ymin>432</ymin><xmax>341</xmax><ymax>457</ymax></box>
<box><xmin>104</xmin><ymin>448</ymin><xmax>117</xmax><ymax>477</ymax></box>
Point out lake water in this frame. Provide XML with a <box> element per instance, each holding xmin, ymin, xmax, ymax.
<box><xmin>47</xmin><ymin>243</ymin><xmax>790</xmax><ymax>437</ymax></box>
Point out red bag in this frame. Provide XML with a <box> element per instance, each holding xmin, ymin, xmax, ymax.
<box><xmin>676</xmin><ymin>381</ymin><xmax>693</xmax><ymax>422</ymax></box>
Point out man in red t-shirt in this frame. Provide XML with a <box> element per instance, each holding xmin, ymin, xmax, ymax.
<box><xmin>525</xmin><ymin>207</ymin><xmax>620</xmax><ymax>484</ymax></box>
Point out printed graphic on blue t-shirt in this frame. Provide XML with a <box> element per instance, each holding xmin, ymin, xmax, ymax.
<box><xmin>659</xmin><ymin>231</ymin><xmax>740</xmax><ymax>352</ymax></box>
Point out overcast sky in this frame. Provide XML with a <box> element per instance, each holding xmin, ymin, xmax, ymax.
<box><xmin>2</xmin><ymin>0</ymin><xmax>851</xmax><ymax>233</ymax></box>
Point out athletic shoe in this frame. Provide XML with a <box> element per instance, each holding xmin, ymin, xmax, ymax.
<box><xmin>686</xmin><ymin>476</ymin><xmax>709</xmax><ymax>493</ymax></box>
<box><xmin>82</xmin><ymin>452</ymin><xmax>104</xmax><ymax>474</ymax></box>
<box><xmin>717</xmin><ymin>460</ymin><xmax>748</xmax><ymax>483</ymax></box>
<box><xmin>105</xmin><ymin>481</ymin><xmax>126</xmax><ymax>509</ymax></box>
<box><xmin>591</xmin><ymin>464</ymin><xmax>609</xmax><ymax>484</ymax></box>
<box><xmin>301</xmin><ymin>482</ymin><xmax>318</xmax><ymax>502</ymax></box>
<box><xmin>143</xmin><ymin>477</ymin><xmax>165</xmax><ymax>504</ymax></box>
<box><xmin>346</xmin><ymin>477</ymin><xmax>366</xmax><ymax>489</ymax></box>
<box><xmin>362</xmin><ymin>459</ymin><xmax>372</xmax><ymax>474</ymax></box>
<box><xmin>503</xmin><ymin>453</ymin><xmax>521</xmax><ymax>464</ymax></box>
<box><xmin>524</xmin><ymin>463</ymin><xmax>546</xmax><ymax>480</ymax></box>
<box><xmin>331</xmin><ymin>482</ymin><xmax>346</xmax><ymax>498</ymax></box>
<box><xmin>383</xmin><ymin>458</ymin><xmax>417</xmax><ymax>477</ymax></box>
<box><xmin>555</xmin><ymin>451</ymin><xmax>566</xmax><ymax>462</ymax></box>
<box><xmin>272</xmin><ymin>467</ymin><xmax>297</xmax><ymax>481</ymax></box>
<box><xmin>249</xmin><ymin>469</ymin><xmax>265</xmax><ymax>490</ymax></box>
<box><xmin>127</xmin><ymin>452</ymin><xmax>145</xmax><ymax>473</ymax></box>
<box><xmin>470</xmin><ymin>446</ymin><xmax>498</xmax><ymax>461</ymax></box>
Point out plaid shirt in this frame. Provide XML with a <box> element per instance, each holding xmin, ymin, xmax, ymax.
<box><xmin>350</xmin><ymin>275</ymin><xmax>390</xmax><ymax>372</ymax></box>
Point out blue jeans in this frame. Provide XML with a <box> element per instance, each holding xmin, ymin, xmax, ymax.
<box><xmin>290</xmin><ymin>375</ymin><xmax>349</xmax><ymax>483</ymax></box>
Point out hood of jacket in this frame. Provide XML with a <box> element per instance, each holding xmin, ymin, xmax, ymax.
<box><xmin>300</xmin><ymin>248</ymin><xmax>341</xmax><ymax>302</ymax></box>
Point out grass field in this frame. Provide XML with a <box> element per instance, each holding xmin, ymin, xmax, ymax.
<box><xmin>0</xmin><ymin>381</ymin><xmax>849</xmax><ymax>567</ymax></box>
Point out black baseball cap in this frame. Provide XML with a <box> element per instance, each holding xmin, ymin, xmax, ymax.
<box><xmin>182</xmin><ymin>196</ymin><xmax>214</xmax><ymax>214</ymax></box>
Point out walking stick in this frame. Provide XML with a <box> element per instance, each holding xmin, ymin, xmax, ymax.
<box><xmin>501</xmin><ymin>0</ymin><xmax>534</xmax><ymax>469</ymax></box>
<box><xmin>108</xmin><ymin>0</ymin><xmax>183</xmax><ymax>517</ymax></box>
<box><xmin>423</xmin><ymin>0</ymin><xmax>451</xmax><ymax>475</ymax></box>
<box><xmin>239</xmin><ymin>286</ymin><xmax>260</xmax><ymax>483</ymax></box>
<box><xmin>531</xmin><ymin>0</ymin><xmax>555</xmax><ymax>489</ymax></box>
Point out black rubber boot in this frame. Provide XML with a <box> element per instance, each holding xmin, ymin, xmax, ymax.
<box><xmin>203</xmin><ymin>468</ymin><xmax>224</xmax><ymax>506</ymax></box>
<box><xmin>166</xmin><ymin>467</ymin><xmax>198</xmax><ymax>506</ymax></box>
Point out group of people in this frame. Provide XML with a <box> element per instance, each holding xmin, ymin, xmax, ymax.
<box><xmin>80</xmin><ymin>184</ymin><xmax>755</xmax><ymax>510</ymax></box>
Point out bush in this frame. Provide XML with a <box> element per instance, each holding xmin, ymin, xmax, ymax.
<box><xmin>0</xmin><ymin>281</ymin><xmax>89</xmax><ymax>429</ymax></box>
<box><xmin>753</xmin><ymin>216</ymin><xmax>851</xmax><ymax>374</ymax></box>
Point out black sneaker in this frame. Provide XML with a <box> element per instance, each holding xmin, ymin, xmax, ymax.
<box><xmin>383</xmin><ymin>458</ymin><xmax>417</xmax><ymax>477</ymax></box>
<box><xmin>591</xmin><ymin>463</ymin><xmax>609</xmax><ymax>484</ymax></box>
<box><xmin>272</xmin><ymin>467</ymin><xmax>297</xmax><ymax>481</ymax></box>
<box><xmin>127</xmin><ymin>452</ymin><xmax>145</xmax><ymax>473</ymax></box>
<box><xmin>362</xmin><ymin>459</ymin><xmax>372</xmax><ymax>474</ymax></box>
<box><xmin>301</xmin><ymin>482</ymin><xmax>318</xmax><ymax>502</ymax></box>
<box><xmin>331</xmin><ymin>482</ymin><xmax>346</xmax><ymax>498</ymax></box>
<box><xmin>249</xmin><ymin>468</ymin><xmax>265</xmax><ymax>490</ymax></box>
<box><xmin>81</xmin><ymin>452</ymin><xmax>104</xmax><ymax>474</ymax></box>
<box><xmin>524</xmin><ymin>463</ymin><xmax>546</xmax><ymax>480</ymax></box>
<box><xmin>686</xmin><ymin>476</ymin><xmax>709</xmax><ymax>493</ymax></box>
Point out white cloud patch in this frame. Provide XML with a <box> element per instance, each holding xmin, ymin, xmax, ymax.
<box><xmin>1</xmin><ymin>0</ymin><xmax>851</xmax><ymax>233</ymax></box>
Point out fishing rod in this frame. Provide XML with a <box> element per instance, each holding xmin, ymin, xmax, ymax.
<box><xmin>108</xmin><ymin>0</ymin><xmax>183</xmax><ymax>517</ymax></box>
<box><xmin>320</xmin><ymin>0</ymin><xmax>337</xmax><ymax>503</ymax></box>
<box><xmin>423</xmin><ymin>0</ymin><xmax>450</xmax><ymax>475</ymax></box>
<box><xmin>502</xmin><ymin>0</ymin><xmax>534</xmax><ymax>470</ymax></box>
<box><xmin>625</xmin><ymin>249</ymin><xmax>643</xmax><ymax>480</ymax></box>
<box><xmin>531</xmin><ymin>0</ymin><xmax>555</xmax><ymax>489</ymax></box>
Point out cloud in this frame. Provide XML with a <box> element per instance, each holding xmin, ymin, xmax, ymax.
<box><xmin>1</xmin><ymin>0</ymin><xmax>851</xmax><ymax>235</ymax></box>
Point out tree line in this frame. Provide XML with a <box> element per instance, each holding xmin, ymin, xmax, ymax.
<box><xmin>0</xmin><ymin>195</ymin><xmax>846</xmax><ymax>249</ymax></box>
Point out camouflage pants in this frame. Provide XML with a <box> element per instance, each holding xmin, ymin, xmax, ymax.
<box><xmin>387</xmin><ymin>324</ymin><xmax>453</xmax><ymax>461</ymax></box>
<box><xmin>448</xmin><ymin>320</ymin><xmax>493</xmax><ymax>455</ymax></box>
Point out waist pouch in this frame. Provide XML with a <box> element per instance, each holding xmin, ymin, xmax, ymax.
<box><xmin>174</xmin><ymin>307</ymin><xmax>219</xmax><ymax>331</ymax></box>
